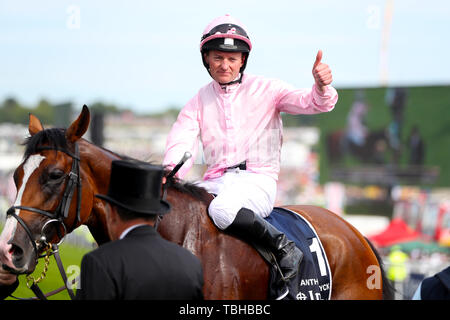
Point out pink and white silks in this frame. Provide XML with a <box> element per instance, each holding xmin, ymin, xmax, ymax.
<box><xmin>163</xmin><ymin>74</ymin><xmax>338</xmax><ymax>229</ymax></box>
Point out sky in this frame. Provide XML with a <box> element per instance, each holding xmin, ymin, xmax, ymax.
<box><xmin>1</xmin><ymin>0</ymin><xmax>449</xmax><ymax>114</ymax></box>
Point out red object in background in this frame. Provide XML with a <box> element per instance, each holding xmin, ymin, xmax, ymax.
<box><xmin>369</xmin><ymin>218</ymin><xmax>422</xmax><ymax>247</ymax></box>
<box><xmin>435</xmin><ymin>204</ymin><xmax>450</xmax><ymax>246</ymax></box>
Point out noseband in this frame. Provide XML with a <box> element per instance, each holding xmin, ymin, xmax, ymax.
<box><xmin>6</xmin><ymin>143</ymin><xmax>82</xmax><ymax>259</ymax></box>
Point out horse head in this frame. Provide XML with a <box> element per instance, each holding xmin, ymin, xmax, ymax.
<box><xmin>0</xmin><ymin>106</ymin><xmax>94</xmax><ymax>275</ymax></box>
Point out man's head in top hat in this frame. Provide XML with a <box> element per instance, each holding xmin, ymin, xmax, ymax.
<box><xmin>95</xmin><ymin>160</ymin><xmax>170</xmax><ymax>240</ymax></box>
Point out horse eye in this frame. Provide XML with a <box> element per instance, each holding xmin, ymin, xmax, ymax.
<box><xmin>48</xmin><ymin>170</ymin><xmax>65</xmax><ymax>181</ymax></box>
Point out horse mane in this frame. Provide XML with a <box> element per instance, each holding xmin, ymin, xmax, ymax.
<box><xmin>22</xmin><ymin>128</ymin><xmax>69</xmax><ymax>160</ymax></box>
<box><xmin>22</xmin><ymin>127</ymin><xmax>211</xmax><ymax>205</ymax></box>
<box><xmin>164</xmin><ymin>173</ymin><xmax>212</xmax><ymax>205</ymax></box>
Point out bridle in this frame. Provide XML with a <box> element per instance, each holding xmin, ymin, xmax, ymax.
<box><xmin>4</xmin><ymin>143</ymin><xmax>82</xmax><ymax>300</ymax></box>
<box><xmin>6</xmin><ymin>143</ymin><xmax>81</xmax><ymax>258</ymax></box>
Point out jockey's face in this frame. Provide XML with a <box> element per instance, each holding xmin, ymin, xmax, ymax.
<box><xmin>205</xmin><ymin>50</ymin><xmax>244</xmax><ymax>84</ymax></box>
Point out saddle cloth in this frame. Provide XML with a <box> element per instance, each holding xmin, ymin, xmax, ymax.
<box><xmin>263</xmin><ymin>207</ymin><xmax>332</xmax><ymax>300</ymax></box>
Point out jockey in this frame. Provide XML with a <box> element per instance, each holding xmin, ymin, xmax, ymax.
<box><xmin>163</xmin><ymin>14</ymin><xmax>338</xmax><ymax>280</ymax></box>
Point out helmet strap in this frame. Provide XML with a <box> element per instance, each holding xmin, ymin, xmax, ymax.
<box><xmin>218</xmin><ymin>73</ymin><xmax>243</xmax><ymax>87</ymax></box>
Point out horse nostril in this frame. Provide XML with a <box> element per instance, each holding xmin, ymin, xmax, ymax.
<box><xmin>10</xmin><ymin>244</ymin><xmax>24</xmax><ymax>261</ymax></box>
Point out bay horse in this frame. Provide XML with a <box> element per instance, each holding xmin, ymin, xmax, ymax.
<box><xmin>0</xmin><ymin>106</ymin><xmax>393</xmax><ymax>299</ymax></box>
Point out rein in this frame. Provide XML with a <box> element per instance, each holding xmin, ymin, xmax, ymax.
<box><xmin>5</xmin><ymin>143</ymin><xmax>82</xmax><ymax>300</ymax></box>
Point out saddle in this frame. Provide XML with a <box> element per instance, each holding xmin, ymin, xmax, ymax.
<box><xmin>262</xmin><ymin>207</ymin><xmax>332</xmax><ymax>300</ymax></box>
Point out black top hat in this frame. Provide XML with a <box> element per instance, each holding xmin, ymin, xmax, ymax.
<box><xmin>95</xmin><ymin>160</ymin><xmax>170</xmax><ymax>215</ymax></box>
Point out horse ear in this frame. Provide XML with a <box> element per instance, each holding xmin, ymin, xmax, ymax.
<box><xmin>29</xmin><ymin>113</ymin><xmax>44</xmax><ymax>136</ymax></box>
<box><xmin>66</xmin><ymin>105</ymin><xmax>90</xmax><ymax>143</ymax></box>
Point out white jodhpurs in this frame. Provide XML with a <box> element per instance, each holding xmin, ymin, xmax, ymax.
<box><xmin>196</xmin><ymin>169</ymin><xmax>277</xmax><ymax>230</ymax></box>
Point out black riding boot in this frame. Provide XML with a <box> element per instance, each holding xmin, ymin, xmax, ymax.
<box><xmin>227</xmin><ymin>208</ymin><xmax>303</xmax><ymax>280</ymax></box>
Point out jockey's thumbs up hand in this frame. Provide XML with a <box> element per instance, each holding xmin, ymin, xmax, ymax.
<box><xmin>312</xmin><ymin>50</ymin><xmax>333</xmax><ymax>92</ymax></box>
<box><xmin>313</xmin><ymin>50</ymin><xmax>323</xmax><ymax>69</ymax></box>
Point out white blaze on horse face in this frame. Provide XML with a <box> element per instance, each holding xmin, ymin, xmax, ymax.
<box><xmin>0</xmin><ymin>154</ymin><xmax>46</xmax><ymax>265</ymax></box>
<box><xmin>14</xmin><ymin>154</ymin><xmax>46</xmax><ymax>212</ymax></box>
